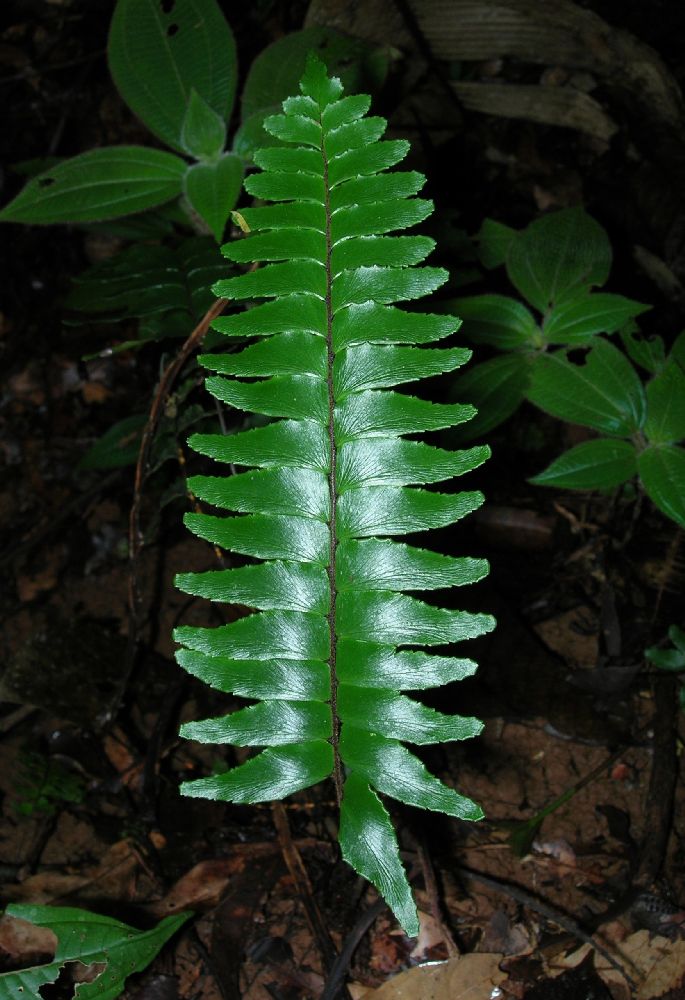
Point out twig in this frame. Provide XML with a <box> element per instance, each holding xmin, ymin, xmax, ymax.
<box><xmin>456</xmin><ymin>864</ymin><xmax>640</xmax><ymax>989</ymax></box>
<box><xmin>271</xmin><ymin>802</ymin><xmax>348</xmax><ymax>992</ymax></box>
<box><xmin>416</xmin><ymin>837</ymin><xmax>459</xmax><ymax>957</ymax></box>
<box><xmin>321</xmin><ymin>898</ymin><xmax>386</xmax><ymax>1000</ymax></box>
<box><xmin>635</xmin><ymin>674</ymin><xmax>678</xmax><ymax>886</ymax></box>
<box><xmin>120</xmin><ymin>296</ymin><xmax>228</xmax><ymax>710</ymax></box>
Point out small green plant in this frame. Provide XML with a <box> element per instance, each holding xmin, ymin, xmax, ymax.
<box><xmin>173</xmin><ymin>56</ymin><xmax>494</xmax><ymax>936</ymax></box>
<box><xmin>0</xmin><ymin>0</ymin><xmax>389</xmax><ymax>386</ymax></box>
<box><xmin>446</xmin><ymin>207</ymin><xmax>685</xmax><ymax>529</ymax></box>
<box><xmin>0</xmin><ymin>904</ymin><xmax>190</xmax><ymax>998</ymax></box>
<box><xmin>12</xmin><ymin>751</ymin><xmax>86</xmax><ymax>818</ymax></box>
<box><xmin>646</xmin><ymin>625</ymin><xmax>685</xmax><ymax>710</ymax></box>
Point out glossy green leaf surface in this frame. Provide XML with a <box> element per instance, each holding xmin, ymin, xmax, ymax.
<box><xmin>0</xmin><ymin>905</ymin><xmax>189</xmax><ymax>1000</ymax></box>
<box><xmin>107</xmin><ymin>0</ymin><xmax>236</xmax><ymax>154</ymax></box>
<box><xmin>530</xmin><ymin>438</ymin><xmax>637</xmax><ymax>490</ymax></box>
<box><xmin>527</xmin><ymin>339</ymin><xmax>646</xmax><ymax>436</ymax></box>
<box><xmin>0</xmin><ymin>147</ymin><xmax>186</xmax><ymax>224</ymax></box>
<box><xmin>175</xmin><ymin>57</ymin><xmax>494</xmax><ymax>936</ymax></box>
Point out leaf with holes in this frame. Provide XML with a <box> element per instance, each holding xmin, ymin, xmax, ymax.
<box><xmin>0</xmin><ymin>147</ymin><xmax>186</xmax><ymax>224</ymax></box>
<box><xmin>0</xmin><ymin>905</ymin><xmax>190</xmax><ymax>1000</ymax></box>
<box><xmin>527</xmin><ymin>339</ymin><xmax>646</xmax><ymax>436</ymax></box>
<box><xmin>174</xmin><ymin>57</ymin><xmax>494</xmax><ymax>936</ymax></box>
<box><xmin>108</xmin><ymin>0</ymin><xmax>237</xmax><ymax>155</ymax></box>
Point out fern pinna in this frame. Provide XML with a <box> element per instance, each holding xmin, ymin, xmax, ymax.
<box><xmin>174</xmin><ymin>56</ymin><xmax>495</xmax><ymax>934</ymax></box>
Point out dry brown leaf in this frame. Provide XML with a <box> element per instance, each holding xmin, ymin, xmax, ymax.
<box><xmin>0</xmin><ymin>913</ymin><xmax>57</xmax><ymax>964</ymax></box>
<box><xmin>151</xmin><ymin>857</ymin><xmax>246</xmax><ymax>916</ymax></box>
<box><xmin>550</xmin><ymin>931</ymin><xmax>685</xmax><ymax>1000</ymax></box>
<box><xmin>359</xmin><ymin>953</ymin><xmax>506</xmax><ymax>999</ymax></box>
<box><xmin>1</xmin><ymin>839</ymin><xmax>145</xmax><ymax>905</ymax></box>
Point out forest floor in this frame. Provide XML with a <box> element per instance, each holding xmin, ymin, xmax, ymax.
<box><xmin>1</xmin><ymin>2</ymin><xmax>685</xmax><ymax>999</ymax></box>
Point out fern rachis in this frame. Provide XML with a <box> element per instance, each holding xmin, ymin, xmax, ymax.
<box><xmin>174</xmin><ymin>56</ymin><xmax>495</xmax><ymax>934</ymax></box>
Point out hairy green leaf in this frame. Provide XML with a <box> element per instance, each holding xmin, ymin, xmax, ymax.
<box><xmin>620</xmin><ymin>329</ymin><xmax>666</xmax><ymax>374</ymax></box>
<box><xmin>0</xmin><ymin>905</ymin><xmax>189</xmax><ymax>1000</ymax></box>
<box><xmin>448</xmin><ymin>295</ymin><xmax>539</xmax><ymax>349</ymax></box>
<box><xmin>530</xmin><ymin>438</ymin><xmax>637</xmax><ymax>490</ymax></box>
<box><xmin>0</xmin><ymin>147</ymin><xmax>186</xmax><ymax>224</ymax></box>
<box><xmin>175</xmin><ymin>57</ymin><xmax>494</xmax><ymax>935</ymax></box>
<box><xmin>637</xmin><ymin>445</ymin><xmax>685</xmax><ymax>529</ymax></box>
<box><xmin>527</xmin><ymin>339</ymin><xmax>646</xmax><ymax>435</ymax></box>
<box><xmin>506</xmin><ymin>207</ymin><xmax>611</xmax><ymax>311</ymax></box>
<box><xmin>181</xmin><ymin>88</ymin><xmax>227</xmax><ymax>160</ymax></box>
<box><xmin>477</xmin><ymin>217</ymin><xmax>516</xmax><ymax>269</ymax></box>
<box><xmin>644</xmin><ymin>359</ymin><xmax>685</xmax><ymax>445</ymax></box>
<box><xmin>108</xmin><ymin>0</ymin><xmax>236</xmax><ymax>154</ymax></box>
<box><xmin>184</xmin><ymin>154</ymin><xmax>244</xmax><ymax>242</ymax></box>
<box><xmin>543</xmin><ymin>292</ymin><xmax>650</xmax><ymax>345</ymax></box>
<box><xmin>449</xmin><ymin>353</ymin><xmax>532</xmax><ymax>439</ymax></box>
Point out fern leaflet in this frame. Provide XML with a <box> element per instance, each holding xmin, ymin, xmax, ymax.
<box><xmin>174</xmin><ymin>56</ymin><xmax>495</xmax><ymax>934</ymax></box>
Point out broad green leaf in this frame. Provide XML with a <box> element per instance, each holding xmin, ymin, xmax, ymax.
<box><xmin>506</xmin><ymin>207</ymin><xmax>612</xmax><ymax>311</ymax></box>
<box><xmin>638</xmin><ymin>445</ymin><xmax>685</xmax><ymax>529</ymax></box>
<box><xmin>645</xmin><ymin>359</ymin><xmax>685</xmax><ymax>444</ymax></box>
<box><xmin>527</xmin><ymin>339</ymin><xmax>646</xmax><ymax>435</ymax></box>
<box><xmin>449</xmin><ymin>353</ymin><xmax>532</xmax><ymax>439</ymax></box>
<box><xmin>543</xmin><ymin>293</ymin><xmax>650</xmax><ymax>345</ymax></box>
<box><xmin>645</xmin><ymin>646</ymin><xmax>685</xmax><ymax>672</ymax></box>
<box><xmin>107</xmin><ymin>0</ymin><xmax>236</xmax><ymax>154</ymax></box>
<box><xmin>78</xmin><ymin>414</ymin><xmax>146</xmax><ymax>470</ymax></box>
<box><xmin>0</xmin><ymin>905</ymin><xmax>190</xmax><ymax>1000</ymax></box>
<box><xmin>530</xmin><ymin>438</ymin><xmax>637</xmax><ymax>490</ymax></box>
<box><xmin>241</xmin><ymin>27</ymin><xmax>386</xmax><ymax>122</ymax></box>
<box><xmin>477</xmin><ymin>217</ymin><xmax>516</xmax><ymax>269</ymax></box>
<box><xmin>181</xmin><ymin>88</ymin><xmax>227</xmax><ymax>161</ymax></box>
<box><xmin>184</xmin><ymin>154</ymin><xmax>244</xmax><ymax>242</ymax></box>
<box><xmin>672</xmin><ymin>330</ymin><xmax>685</xmax><ymax>371</ymax></box>
<box><xmin>620</xmin><ymin>328</ymin><xmax>666</xmax><ymax>374</ymax></box>
<box><xmin>447</xmin><ymin>294</ymin><xmax>539</xmax><ymax>349</ymax></box>
<box><xmin>0</xmin><ymin>147</ymin><xmax>185</xmax><ymax>224</ymax></box>
<box><xmin>175</xmin><ymin>56</ymin><xmax>491</xmax><ymax>935</ymax></box>
<box><xmin>670</xmin><ymin>626</ymin><xmax>685</xmax><ymax>654</ymax></box>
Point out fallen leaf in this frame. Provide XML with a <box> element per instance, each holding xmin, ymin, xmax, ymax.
<box><xmin>0</xmin><ymin>913</ymin><xmax>57</xmax><ymax>966</ymax></box>
<box><xmin>550</xmin><ymin>931</ymin><xmax>685</xmax><ymax>1000</ymax></box>
<box><xmin>360</xmin><ymin>953</ymin><xmax>506</xmax><ymax>998</ymax></box>
<box><xmin>151</xmin><ymin>857</ymin><xmax>246</xmax><ymax>916</ymax></box>
<box><xmin>1</xmin><ymin>839</ymin><xmax>144</xmax><ymax>905</ymax></box>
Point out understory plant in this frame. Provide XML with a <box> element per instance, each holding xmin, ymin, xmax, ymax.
<box><xmin>446</xmin><ymin>208</ymin><xmax>685</xmax><ymax>529</ymax></box>
<box><xmin>173</xmin><ymin>56</ymin><xmax>494</xmax><ymax>934</ymax></box>
<box><xmin>0</xmin><ymin>0</ymin><xmax>389</xmax><ymax>468</ymax></box>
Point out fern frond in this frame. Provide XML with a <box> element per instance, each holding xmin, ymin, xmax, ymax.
<box><xmin>174</xmin><ymin>55</ymin><xmax>495</xmax><ymax>935</ymax></box>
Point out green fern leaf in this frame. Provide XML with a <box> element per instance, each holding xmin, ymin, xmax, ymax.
<box><xmin>174</xmin><ymin>55</ymin><xmax>495</xmax><ymax>935</ymax></box>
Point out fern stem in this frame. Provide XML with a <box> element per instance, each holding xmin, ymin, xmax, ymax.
<box><xmin>321</xmin><ymin>119</ymin><xmax>343</xmax><ymax>805</ymax></box>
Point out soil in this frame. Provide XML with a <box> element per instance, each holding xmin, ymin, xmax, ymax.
<box><xmin>1</xmin><ymin>2</ymin><xmax>684</xmax><ymax>999</ymax></box>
